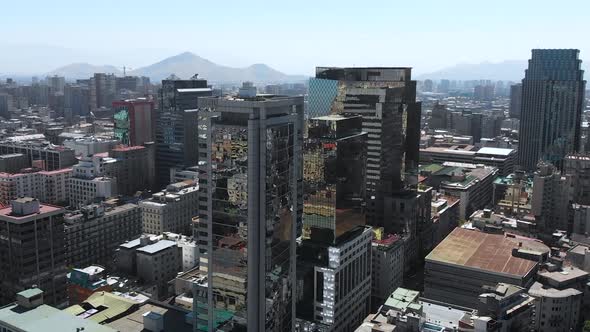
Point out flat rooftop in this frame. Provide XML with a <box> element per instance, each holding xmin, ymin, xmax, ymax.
<box><xmin>426</xmin><ymin>228</ymin><xmax>547</xmax><ymax>278</ymax></box>
<box><xmin>136</xmin><ymin>240</ymin><xmax>176</xmax><ymax>254</ymax></box>
<box><xmin>0</xmin><ymin>304</ymin><xmax>115</xmax><ymax>332</ymax></box>
<box><xmin>476</xmin><ymin>147</ymin><xmax>515</xmax><ymax>156</ymax></box>
<box><xmin>106</xmin><ymin>302</ymin><xmax>193</xmax><ymax>332</ymax></box>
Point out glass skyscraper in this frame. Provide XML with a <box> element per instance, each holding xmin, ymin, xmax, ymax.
<box><xmin>196</xmin><ymin>93</ymin><xmax>303</xmax><ymax>331</ymax></box>
<box><xmin>518</xmin><ymin>49</ymin><xmax>586</xmax><ymax>171</ymax></box>
<box><xmin>307</xmin><ymin>67</ymin><xmax>421</xmax><ymax>232</ymax></box>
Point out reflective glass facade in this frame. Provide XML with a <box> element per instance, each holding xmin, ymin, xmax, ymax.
<box><xmin>197</xmin><ymin>96</ymin><xmax>303</xmax><ymax>331</ymax></box>
<box><xmin>303</xmin><ymin>115</ymin><xmax>367</xmax><ymax>244</ymax></box>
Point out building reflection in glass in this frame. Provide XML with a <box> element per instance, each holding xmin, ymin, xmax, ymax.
<box><xmin>303</xmin><ymin>114</ymin><xmax>367</xmax><ymax>244</ymax></box>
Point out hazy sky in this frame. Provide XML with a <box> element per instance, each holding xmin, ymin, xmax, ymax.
<box><xmin>1</xmin><ymin>0</ymin><xmax>589</xmax><ymax>75</ymax></box>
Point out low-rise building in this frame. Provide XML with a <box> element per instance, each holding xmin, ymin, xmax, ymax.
<box><xmin>0</xmin><ymin>289</ymin><xmax>116</xmax><ymax>332</ymax></box>
<box><xmin>67</xmin><ymin>265</ymin><xmax>115</xmax><ymax>304</ymax></box>
<box><xmin>297</xmin><ymin>226</ymin><xmax>373</xmax><ymax>332</ymax></box>
<box><xmin>116</xmin><ymin>234</ymin><xmax>190</xmax><ymax>299</ymax></box>
<box><xmin>371</xmin><ymin>229</ymin><xmax>404</xmax><ymax>309</ymax></box>
<box><xmin>477</xmin><ymin>283</ymin><xmax>535</xmax><ymax>332</ymax></box>
<box><xmin>420</xmin><ymin>162</ymin><xmax>498</xmax><ymax>220</ymax></box>
<box><xmin>468</xmin><ymin>209</ymin><xmax>537</xmax><ymax>238</ymax></box>
<box><xmin>528</xmin><ymin>282</ymin><xmax>582</xmax><ymax>332</ymax></box>
<box><xmin>64</xmin><ymin>202</ymin><xmax>142</xmax><ymax>268</ymax></box>
<box><xmin>420</xmin><ymin>146</ymin><xmax>516</xmax><ymax>176</ymax></box>
<box><xmin>140</xmin><ymin>180</ymin><xmax>198</xmax><ymax>235</ymax></box>
<box><xmin>68</xmin><ymin>155</ymin><xmax>117</xmax><ymax>208</ymax></box>
<box><xmin>355</xmin><ymin>287</ymin><xmax>497</xmax><ymax>332</ymax></box>
<box><xmin>424</xmin><ymin>228</ymin><xmax>549</xmax><ymax>308</ymax></box>
<box><xmin>136</xmin><ymin>240</ymin><xmax>181</xmax><ymax>299</ymax></box>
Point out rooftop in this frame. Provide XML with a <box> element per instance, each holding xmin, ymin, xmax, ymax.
<box><xmin>0</xmin><ymin>203</ymin><xmax>63</xmax><ymax>220</ymax></box>
<box><xmin>0</xmin><ymin>304</ymin><xmax>115</xmax><ymax>332</ymax></box>
<box><xmin>538</xmin><ymin>266</ymin><xmax>588</xmax><ymax>283</ymax></box>
<box><xmin>476</xmin><ymin>147</ymin><xmax>515</xmax><ymax>156</ymax></box>
<box><xmin>136</xmin><ymin>240</ymin><xmax>177</xmax><ymax>254</ymax></box>
<box><xmin>426</xmin><ymin>228</ymin><xmax>547</xmax><ymax>278</ymax></box>
<box><xmin>528</xmin><ymin>281</ymin><xmax>582</xmax><ymax>298</ymax></box>
<box><xmin>106</xmin><ymin>302</ymin><xmax>193</xmax><ymax>332</ymax></box>
<box><xmin>64</xmin><ymin>291</ymin><xmax>138</xmax><ymax>324</ymax></box>
<box><xmin>383</xmin><ymin>287</ymin><xmax>420</xmax><ymax>312</ymax></box>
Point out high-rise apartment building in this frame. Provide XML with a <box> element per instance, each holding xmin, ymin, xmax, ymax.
<box><xmin>518</xmin><ymin>49</ymin><xmax>586</xmax><ymax>171</ymax></box>
<box><xmin>196</xmin><ymin>93</ymin><xmax>303</xmax><ymax>331</ymax></box>
<box><xmin>0</xmin><ymin>198</ymin><xmax>67</xmax><ymax>307</ymax></box>
<box><xmin>309</xmin><ymin>67</ymin><xmax>421</xmax><ymax>232</ymax></box>
<box><xmin>155</xmin><ymin>75</ymin><xmax>212</xmax><ymax>188</ymax></box>
<box><xmin>509</xmin><ymin>83</ymin><xmax>522</xmax><ymax>119</ymax></box>
<box><xmin>112</xmin><ymin>98</ymin><xmax>155</xmax><ymax>146</ymax></box>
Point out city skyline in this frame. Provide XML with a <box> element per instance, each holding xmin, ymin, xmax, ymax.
<box><xmin>2</xmin><ymin>0</ymin><xmax>590</xmax><ymax>76</ymax></box>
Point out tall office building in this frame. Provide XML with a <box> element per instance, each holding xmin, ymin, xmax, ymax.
<box><xmin>302</xmin><ymin>114</ymin><xmax>367</xmax><ymax>242</ymax></box>
<box><xmin>0</xmin><ymin>198</ymin><xmax>67</xmax><ymax>307</ymax></box>
<box><xmin>155</xmin><ymin>75</ymin><xmax>212</xmax><ymax>188</ymax></box>
<box><xmin>196</xmin><ymin>92</ymin><xmax>303</xmax><ymax>331</ymax></box>
<box><xmin>297</xmin><ymin>114</ymin><xmax>372</xmax><ymax>331</ymax></box>
<box><xmin>308</xmin><ymin>67</ymin><xmax>421</xmax><ymax>232</ymax></box>
<box><xmin>509</xmin><ymin>83</ymin><xmax>522</xmax><ymax>119</ymax></box>
<box><xmin>518</xmin><ymin>49</ymin><xmax>586</xmax><ymax>171</ymax></box>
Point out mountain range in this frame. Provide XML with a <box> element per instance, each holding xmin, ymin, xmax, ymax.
<box><xmin>46</xmin><ymin>52</ymin><xmax>308</xmax><ymax>83</ymax></box>
<box><xmin>417</xmin><ymin>60</ymin><xmax>590</xmax><ymax>81</ymax></box>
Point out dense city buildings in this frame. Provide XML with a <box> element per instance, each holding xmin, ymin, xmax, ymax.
<box><xmin>0</xmin><ymin>198</ymin><xmax>67</xmax><ymax>307</ymax></box>
<box><xmin>370</xmin><ymin>230</ymin><xmax>404</xmax><ymax>308</ymax></box>
<box><xmin>112</xmin><ymin>98</ymin><xmax>155</xmax><ymax>146</ymax></box>
<box><xmin>420</xmin><ymin>163</ymin><xmax>498</xmax><ymax>220</ymax></box>
<box><xmin>64</xmin><ymin>202</ymin><xmax>142</xmax><ymax>268</ymax></box>
<box><xmin>518</xmin><ymin>49</ymin><xmax>586</xmax><ymax>171</ymax></box>
<box><xmin>155</xmin><ymin>75</ymin><xmax>212</xmax><ymax>188</ymax></box>
<box><xmin>196</xmin><ymin>92</ymin><xmax>303</xmax><ymax>331</ymax></box>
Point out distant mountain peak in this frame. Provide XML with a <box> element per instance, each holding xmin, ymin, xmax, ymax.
<box><xmin>46</xmin><ymin>53</ymin><xmax>308</xmax><ymax>82</ymax></box>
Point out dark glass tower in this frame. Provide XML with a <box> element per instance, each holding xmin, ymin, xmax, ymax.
<box><xmin>518</xmin><ymin>49</ymin><xmax>586</xmax><ymax>171</ymax></box>
<box><xmin>303</xmin><ymin>114</ymin><xmax>367</xmax><ymax>243</ymax></box>
<box><xmin>309</xmin><ymin>67</ymin><xmax>421</xmax><ymax>232</ymax></box>
<box><xmin>155</xmin><ymin>75</ymin><xmax>212</xmax><ymax>188</ymax></box>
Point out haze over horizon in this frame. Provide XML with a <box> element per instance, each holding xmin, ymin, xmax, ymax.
<box><xmin>1</xmin><ymin>0</ymin><xmax>589</xmax><ymax>77</ymax></box>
